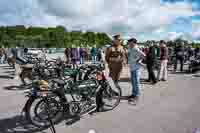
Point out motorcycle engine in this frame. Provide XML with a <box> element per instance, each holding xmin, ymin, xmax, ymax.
<box><xmin>69</xmin><ymin>102</ymin><xmax>80</xmax><ymax>116</ymax></box>
<box><xmin>75</xmin><ymin>80</ymin><xmax>98</xmax><ymax>96</ymax></box>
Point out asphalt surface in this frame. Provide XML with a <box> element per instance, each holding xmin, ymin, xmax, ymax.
<box><xmin>0</xmin><ymin>63</ymin><xmax>200</xmax><ymax>133</ymax></box>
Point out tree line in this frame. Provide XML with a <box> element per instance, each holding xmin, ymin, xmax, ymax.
<box><xmin>0</xmin><ymin>25</ymin><xmax>200</xmax><ymax>48</ymax></box>
<box><xmin>0</xmin><ymin>25</ymin><xmax>112</xmax><ymax>48</ymax></box>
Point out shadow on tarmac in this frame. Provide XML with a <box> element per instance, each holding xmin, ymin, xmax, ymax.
<box><xmin>120</xmin><ymin>78</ymin><xmax>151</xmax><ymax>84</ymax></box>
<box><xmin>3</xmin><ymin>70</ymin><xmax>15</xmax><ymax>74</ymax></box>
<box><xmin>0</xmin><ymin>113</ymin><xmax>82</xmax><ymax>133</ymax></box>
<box><xmin>0</xmin><ymin>75</ymin><xmax>13</xmax><ymax>79</ymax></box>
<box><xmin>3</xmin><ymin>84</ymin><xmax>33</xmax><ymax>91</ymax></box>
<box><xmin>1</xmin><ymin>67</ymin><xmax>14</xmax><ymax>70</ymax></box>
<box><xmin>0</xmin><ymin>65</ymin><xmax>12</xmax><ymax>68</ymax></box>
<box><xmin>170</xmin><ymin>71</ymin><xmax>190</xmax><ymax>75</ymax></box>
<box><xmin>3</xmin><ymin>85</ymin><xmax>24</xmax><ymax>91</ymax></box>
<box><xmin>0</xmin><ymin>115</ymin><xmax>47</xmax><ymax>133</ymax></box>
<box><xmin>193</xmin><ymin>74</ymin><xmax>200</xmax><ymax>77</ymax></box>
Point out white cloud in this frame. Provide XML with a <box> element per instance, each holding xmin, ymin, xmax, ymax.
<box><xmin>192</xmin><ymin>20</ymin><xmax>200</xmax><ymax>40</ymax></box>
<box><xmin>0</xmin><ymin>0</ymin><xmax>197</xmax><ymax>41</ymax></box>
<box><xmin>164</xmin><ymin>31</ymin><xmax>192</xmax><ymax>42</ymax></box>
<box><xmin>168</xmin><ymin>32</ymin><xmax>183</xmax><ymax>40</ymax></box>
<box><xmin>155</xmin><ymin>27</ymin><xmax>165</xmax><ymax>33</ymax></box>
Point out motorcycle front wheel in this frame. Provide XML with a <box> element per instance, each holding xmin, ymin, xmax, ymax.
<box><xmin>101</xmin><ymin>81</ymin><xmax>122</xmax><ymax>111</ymax></box>
<box><xmin>25</xmin><ymin>96</ymin><xmax>63</xmax><ymax>128</ymax></box>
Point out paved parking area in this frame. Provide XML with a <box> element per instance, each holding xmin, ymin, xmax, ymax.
<box><xmin>0</xmin><ymin>63</ymin><xmax>200</xmax><ymax>133</ymax></box>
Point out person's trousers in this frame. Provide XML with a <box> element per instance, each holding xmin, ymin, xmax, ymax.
<box><xmin>0</xmin><ymin>55</ymin><xmax>5</xmax><ymax>64</ymax></box>
<box><xmin>130</xmin><ymin>69</ymin><xmax>140</xmax><ymax>97</ymax></box>
<box><xmin>157</xmin><ymin>60</ymin><xmax>168</xmax><ymax>80</ymax></box>
<box><xmin>14</xmin><ymin>63</ymin><xmax>21</xmax><ymax>79</ymax></box>
<box><xmin>147</xmin><ymin>63</ymin><xmax>157</xmax><ymax>83</ymax></box>
<box><xmin>80</xmin><ymin>56</ymin><xmax>84</xmax><ymax>64</ymax></box>
<box><xmin>92</xmin><ymin>56</ymin><xmax>97</xmax><ymax>64</ymax></box>
<box><xmin>174</xmin><ymin>57</ymin><xmax>184</xmax><ymax>71</ymax></box>
<box><xmin>71</xmin><ymin>59</ymin><xmax>78</xmax><ymax>68</ymax></box>
<box><xmin>108</xmin><ymin>62</ymin><xmax>122</xmax><ymax>82</ymax></box>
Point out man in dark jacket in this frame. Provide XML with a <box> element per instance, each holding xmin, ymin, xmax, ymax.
<box><xmin>64</xmin><ymin>48</ymin><xmax>71</xmax><ymax>63</ymax></box>
<box><xmin>194</xmin><ymin>47</ymin><xmax>200</xmax><ymax>58</ymax></box>
<box><xmin>174</xmin><ymin>42</ymin><xmax>185</xmax><ymax>72</ymax></box>
<box><xmin>146</xmin><ymin>41</ymin><xmax>157</xmax><ymax>84</ymax></box>
<box><xmin>187</xmin><ymin>46</ymin><xmax>194</xmax><ymax>61</ymax></box>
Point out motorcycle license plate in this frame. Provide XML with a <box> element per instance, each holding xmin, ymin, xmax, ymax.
<box><xmin>37</xmin><ymin>91</ymin><xmax>49</xmax><ymax>97</ymax></box>
<box><xmin>31</xmin><ymin>90</ymin><xmax>48</xmax><ymax>97</ymax></box>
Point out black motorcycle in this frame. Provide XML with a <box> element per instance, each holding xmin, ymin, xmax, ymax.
<box><xmin>22</xmin><ymin>64</ymin><xmax>121</xmax><ymax>128</ymax></box>
<box><xmin>188</xmin><ymin>56</ymin><xmax>200</xmax><ymax>73</ymax></box>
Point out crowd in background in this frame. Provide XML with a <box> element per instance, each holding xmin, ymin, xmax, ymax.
<box><xmin>64</xmin><ymin>47</ymin><xmax>104</xmax><ymax>65</ymax></box>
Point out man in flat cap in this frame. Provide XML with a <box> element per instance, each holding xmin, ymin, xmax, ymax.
<box><xmin>105</xmin><ymin>34</ymin><xmax>127</xmax><ymax>83</ymax></box>
<box><xmin>127</xmin><ymin>38</ymin><xmax>146</xmax><ymax>103</ymax></box>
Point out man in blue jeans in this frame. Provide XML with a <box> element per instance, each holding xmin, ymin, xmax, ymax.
<box><xmin>0</xmin><ymin>48</ymin><xmax>6</xmax><ymax>64</ymax></box>
<box><xmin>127</xmin><ymin>38</ymin><xmax>146</xmax><ymax>103</ymax></box>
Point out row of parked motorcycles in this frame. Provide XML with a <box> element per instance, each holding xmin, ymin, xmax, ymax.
<box><xmin>188</xmin><ymin>55</ymin><xmax>200</xmax><ymax>73</ymax></box>
<box><xmin>15</xmin><ymin>54</ymin><xmax>121</xmax><ymax>133</ymax></box>
<box><xmin>166</xmin><ymin>54</ymin><xmax>200</xmax><ymax>73</ymax></box>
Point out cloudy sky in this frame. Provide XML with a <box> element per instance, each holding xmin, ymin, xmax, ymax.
<box><xmin>0</xmin><ymin>0</ymin><xmax>199</xmax><ymax>41</ymax></box>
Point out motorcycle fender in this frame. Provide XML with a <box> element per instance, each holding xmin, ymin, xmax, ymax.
<box><xmin>22</xmin><ymin>96</ymin><xmax>36</xmax><ymax>113</ymax></box>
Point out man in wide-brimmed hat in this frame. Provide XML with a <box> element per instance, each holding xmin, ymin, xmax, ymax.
<box><xmin>105</xmin><ymin>34</ymin><xmax>127</xmax><ymax>82</ymax></box>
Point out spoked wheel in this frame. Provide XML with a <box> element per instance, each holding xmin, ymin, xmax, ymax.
<box><xmin>25</xmin><ymin>97</ymin><xmax>63</xmax><ymax>128</ymax></box>
<box><xmin>101</xmin><ymin>81</ymin><xmax>122</xmax><ymax>110</ymax></box>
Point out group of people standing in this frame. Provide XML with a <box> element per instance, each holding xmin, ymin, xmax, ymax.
<box><xmin>104</xmin><ymin>35</ymin><xmax>170</xmax><ymax>103</ymax></box>
<box><xmin>105</xmin><ymin>35</ymin><xmax>200</xmax><ymax>104</ymax></box>
<box><xmin>64</xmin><ymin>47</ymin><xmax>103</xmax><ymax>65</ymax></box>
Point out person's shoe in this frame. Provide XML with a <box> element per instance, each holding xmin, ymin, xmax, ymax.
<box><xmin>161</xmin><ymin>79</ymin><xmax>167</xmax><ymax>81</ymax></box>
<box><xmin>128</xmin><ymin>95</ymin><xmax>137</xmax><ymax>102</ymax></box>
<box><xmin>128</xmin><ymin>96</ymin><xmax>139</xmax><ymax>105</ymax></box>
<box><xmin>151</xmin><ymin>81</ymin><xmax>157</xmax><ymax>85</ymax></box>
<box><xmin>134</xmin><ymin>96</ymin><xmax>139</xmax><ymax>102</ymax></box>
<box><xmin>128</xmin><ymin>95</ymin><xmax>136</xmax><ymax>99</ymax></box>
<box><xmin>145</xmin><ymin>79</ymin><xmax>151</xmax><ymax>82</ymax></box>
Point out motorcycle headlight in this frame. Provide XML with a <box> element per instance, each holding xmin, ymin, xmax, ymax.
<box><xmin>96</xmin><ymin>72</ymin><xmax>104</xmax><ymax>81</ymax></box>
<box><xmin>44</xmin><ymin>69</ymin><xmax>50</xmax><ymax>76</ymax></box>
